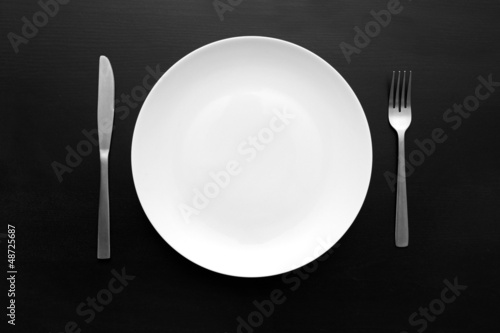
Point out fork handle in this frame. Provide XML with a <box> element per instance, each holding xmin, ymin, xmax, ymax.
<box><xmin>395</xmin><ymin>133</ymin><xmax>409</xmax><ymax>247</ymax></box>
<box><xmin>98</xmin><ymin>155</ymin><xmax>110</xmax><ymax>259</ymax></box>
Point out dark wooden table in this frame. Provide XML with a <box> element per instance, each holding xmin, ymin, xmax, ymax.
<box><xmin>1</xmin><ymin>0</ymin><xmax>499</xmax><ymax>332</ymax></box>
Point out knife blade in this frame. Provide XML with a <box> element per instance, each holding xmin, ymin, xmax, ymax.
<box><xmin>97</xmin><ymin>55</ymin><xmax>114</xmax><ymax>259</ymax></box>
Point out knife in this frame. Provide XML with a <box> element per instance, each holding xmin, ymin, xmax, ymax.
<box><xmin>97</xmin><ymin>55</ymin><xmax>115</xmax><ymax>259</ymax></box>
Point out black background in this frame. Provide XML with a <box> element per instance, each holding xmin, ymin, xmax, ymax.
<box><xmin>1</xmin><ymin>0</ymin><xmax>500</xmax><ymax>332</ymax></box>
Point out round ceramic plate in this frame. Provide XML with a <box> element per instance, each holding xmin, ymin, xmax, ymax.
<box><xmin>132</xmin><ymin>36</ymin><xmax>372</xmax><ymax>277</ymax></box>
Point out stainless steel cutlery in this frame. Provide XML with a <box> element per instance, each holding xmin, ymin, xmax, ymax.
<box><xmin>389</xmin><ymin>71</ymin><xmax>412</xmax><ymax>248</ymax></box>
<box><xmin>97</xmin><ymin>56</ymin><xmax>115</xmax><ymax>259</ymax></box>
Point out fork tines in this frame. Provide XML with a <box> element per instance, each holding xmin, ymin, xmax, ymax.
<box><xmin>389</xmin><ymin>70</ymin><xmax>412</xmax><ymax>111</ymax></box>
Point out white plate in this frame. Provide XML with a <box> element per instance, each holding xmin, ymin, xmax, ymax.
<box><xmin>132</xmin><ymin>36</ymin><xmax>372</xmax><ymax>277</ymax></box>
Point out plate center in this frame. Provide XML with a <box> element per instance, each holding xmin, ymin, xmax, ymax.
<box><xmin>175</xmin><ymin>91</ymin><xmax>326</xmax><ymax>243</ymax></box>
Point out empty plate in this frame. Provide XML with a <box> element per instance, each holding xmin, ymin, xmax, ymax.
<box><xmin>132</xmin><ymin>36</ymin><xmax>372</xmax><ymax>277</ymax></box>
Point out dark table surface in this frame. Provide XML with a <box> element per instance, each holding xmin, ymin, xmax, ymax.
<box><xmin>1</xmin><ymin>0</ymin><xmax>500</xmax><ymax>332</ymax></box>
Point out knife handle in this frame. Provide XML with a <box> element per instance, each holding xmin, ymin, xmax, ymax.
<box><xmin>97</xmin><ymin>155</ymin><xmax>110</xmax><ymax>259</ymax></box>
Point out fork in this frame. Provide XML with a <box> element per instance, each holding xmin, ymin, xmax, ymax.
<box><xmin>388</xmin><ymin>71</ymin><xmax>412</xmax><ymax>247</ymax></box>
